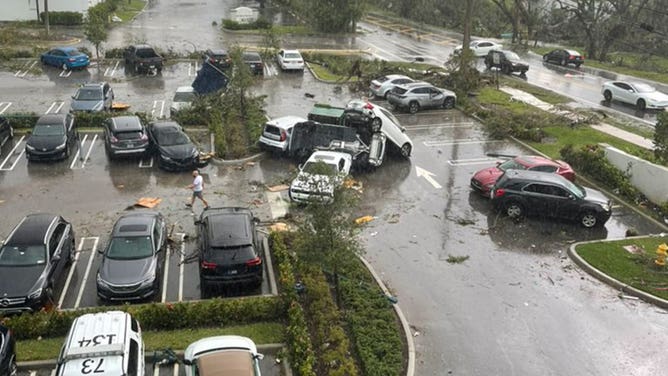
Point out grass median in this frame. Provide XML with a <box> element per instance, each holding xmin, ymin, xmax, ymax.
<box><xmin>574</xmin><ymin>236</ymin><xmax>668</xmax><ymax>301</ymax></box>
<box><xmin>16</xmin><ymin>322</ymin><xmax>284</xmax><ymax>362</ymax></box>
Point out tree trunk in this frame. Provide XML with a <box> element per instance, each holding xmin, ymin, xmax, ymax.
<box><xmin>44</xmin><ymin>0</ymin><xmax>50</xmax><ymax>35</ymax></box>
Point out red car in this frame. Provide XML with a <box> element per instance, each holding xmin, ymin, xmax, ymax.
<box><xmin>470</xmin><ymin>155</ymin><xmax>575</xmax><ymax>196</ymax></box>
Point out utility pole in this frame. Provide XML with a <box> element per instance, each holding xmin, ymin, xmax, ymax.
<box><xmin>44</xmin><ymin>0</ymin><xmax>50</xmax><ymax>36</ymax></box>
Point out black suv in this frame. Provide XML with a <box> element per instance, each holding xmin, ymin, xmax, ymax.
<box><xmin>25</xmin><ymin>113</ymin><xmax>77</xmax><ymax>161</ymax></box>
<box><xmin>0</xmin><ymin>214</ymin><xmax>75</xmax><ymax>313</ymax></box>
<box><xmin>0</xmin><ymin>324</ymin><xmax>16</xmax><ymax>376</ymax></box>
<box><xmin>490</xmin><ymin>170</ymin><xmax>612</xmax><ymax>228</ymax></box>
<box><xmin>242</xmin><ymin>51</ymin><xmax>264</xmax><ymax>75</ymax></box>
<box><xmin>124</xmin><ymin>44</ymin><xmax>164</xmax><ymax>73</ymax></box>
<box><xmin>484</xmin><ymin>50</ymin><xmax>529</xmax><ymax>75</ymax></box>
<box><xmin>104</xmin><ymin>116</ymin><xmax>150</xmax><ymax>159</ymax></box>
<box><xmin>197</xmin><ymin>207</ymin><xmax>263</xmax><ymax>294</ymax></box>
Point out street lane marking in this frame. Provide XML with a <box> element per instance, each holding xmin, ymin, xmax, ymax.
<box><xmin>178</xmin><ymin>233</ymin><xmax>185</xmax><ymax>302</ymax></box>
<box><xmin>59</xmin><ymin>69</ymin><xmax>72</xmax><ymax>77</ymax></box>
<box><xmin>45</xmin><ymin>101</ymin><xmax>65</xmax><ymax>114</ymax></box>
<box><xmin>416</xmin><ymin>166</ymin><xmax>442</xmax><ymax>189</ymax></box>
<box><xmin>152</xmin><ymin>100</ymin><xmax>165</xmax><ymax>119</ymax></box>
<box><xmin>74</xmin><ymin>237</ymin><xmax>100</xmax><ymax>309</ymax></box>
<box><xmin>58</xmin><ymin>241</ymin><xmax>83</xmax><ymax>308</ymax></box>
<box><xmin>70</xmin><ymin>134</ymin><xmax>97</xmax><ymax>169</ymax></box>
<box><xmin>14</xmin><ymin>60</ymin><xmax>37</xmax><ymax>77</ymax></box>
<box><xmin>447</xmin><ymin>157</ymin><xmax>499</xmax><ymax>166</ymax></box>
<box><xmin>161</xmin><ymin>240</ymin><xmax>171</xmax><ymax>303</ymax></box>
<box><xmin>70</xmin><ymin>134</ymin><xmax>88</xmax><ymax>169</ymax></box>
<box><xmin>0</xmin><ymin>102</ymin><xmax>12</xmax><ymax>114</ymax></box>
<box><xmin>423</xmin><ymin>139</ymin><xmax>504</xmax><ymax>147</ymax></box>
<box><xmin>138</xmin><ymin>156</ymin><xmax>154</xmax><ymax>168</ymax></box>
<box><xmin>104</xmin><ymin>61</ymin><xmax>120</xmax><ymax>77</ymax></box>
<box><xmin>0</xmin><ymin>135</ymin><xmax>25</xmax><ymax>171</ymax></box>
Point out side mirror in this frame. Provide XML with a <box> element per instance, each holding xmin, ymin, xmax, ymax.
<box><xmin>52</xmin><ymin>255</ymin><xmax>61</xmax><ymax>262</ymax></box>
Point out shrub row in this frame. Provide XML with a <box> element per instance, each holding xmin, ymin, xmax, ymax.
<box><xmin>2</xmin><ymin>296</ymin><xmax>283</xmax><ymax>341</ymax></box>
<box><xmin>339</xmin><ymin>263</ymin><xmax>404</xmax><ymax>376</ymax></box>
<box><xmin>40</xmin><ymin>12</ymin><xmax>83</xmax><ymax>26</ymax></box>
<box><xmin>3</xmin><ymin>112</ymin><xmax>151</xmax><ymax>129</ymax></box>
<box><xmin>222</xmin><ymin>18</ymin><xmax>272</xmax><ymax>30</ymax></box>
<box><xmin>300</xmin><ymin>267</ymin><xmax>359</xmax><ymax>375</ymax></box>
<box><xmin>270</xmin><ymin>232</ymin><xmax>317</xmax><ymax>376</ymax></box>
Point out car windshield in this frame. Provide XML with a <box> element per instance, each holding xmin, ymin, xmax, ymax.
<box><xmin>66</xmin><ymin>49</ymin><xmax>82</xmax><ymax>56</ymax></box>
<box><xmin>285</xmin><ymin>53</ymin><xmax>301</xmax><ymax>59</ymax></box>
<box><xmin>505</xmin><ymin>52</ymin><xmax>521</xmax><ymax>60</ymax></box>
<box><xmin>157</xmin><ymin>130</ymin><xmax>189</xmax><ymax>146</ymax></box>
<box><xmin>377</xmin><ymin>107</ymin><xmax>404</xmax><ymax>130</ymax></box>
<box><xmin>303</xmin><ymin>161</ymin><xmax>338</xmax><ymax>175</ymax></box>
<box><xmin>633</xmin><ymin>83</ymin><xmax>656</xmax><ymax>93</ymax></box>
<box><xmin>0</xmin><ymin>245</ymin><xmax>47</xmax><ymax>266</ymax></box>
<box><xmin>106</xmin><ymin>236</ymin><xmax>153</xmax><ymax>260</ymax></box>
<box><xmin>173</xmin><ymin>91</ymin><xmax>196</xmax><ymax>102</ymax></box>
<box><xmin>563</xmin><ymin>180</ymin><xmax>586</xmax><ymax>199</ymax></box>
<box><xmin>498</xmin><ymin>159</ymin><xmax>527</xmax><ymax>171</ymax></box>
<box><xmin>75</xmin><ymin>88</ymin><xmax>102</xmax><ymax>101</ymax></box>
<box><xmin>208</xmin><ymin>245</ymin><xmax>256</xmax><ymax>263</ymax></box>
<box><xmin>33</xmin><ymin>124</ymin><xmax>64</xmax><ymax>136</ymax></box>
<box><xmin>115</xmin><ymin>131</ymin><xmax>143</xmax><ymax>140</ymax></box>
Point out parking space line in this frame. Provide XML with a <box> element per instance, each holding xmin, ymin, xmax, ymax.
<box><xmin>161</xmin><ymin>240</ymin><xmax>171</xmax><ymax>303</ymax></box>
<box><xmin>152</xmin><ymin>100</ymin><xmax>165</xmax><ymax>119</ymax></box>
<box><xmin>70</xmin><ymin>134</ymin><xmax>88</xmax><ymax>169</ymax></box>
<box><xmin>0</xmin><ymin>135</ymin><xmax>25</xmax><ymax>171</ymax></box>
<box><xmin>178</xmin><ymin>233</ymin><xmax>185</xmax><ymax>302</ymax></box>
<box><xmin>0</xmin><ymin>102</ymin><xmax>12</xmax><ymax>114</ymax></box>
<box><xmin>403</xmin><ymin>122</ymin><xmax>476</xmax><ymax>130</ymax></box>
<box><xmin>74</xmin><ymin>236</ymin><xmax>99</xmax><ymax>309</ymax></box>
<box><xmin>29</xmin><ymin>371</ymin><xmax>37</xmax><ymax>376</ymax></box>
<box><xmin>188</xmin><ymin>61</ymin><xmax>199</xmax><ymax>76</ymax></box>
<box><xmin>173</xmin><ymin>363</ymin><xmax>179</xmax><ymax>376</ymax></box>
<box><xmin>447</xmin><ymin>157</ymin><xmax>499</xmax><ymax>166</ymax></box>
<box><xmin>58</xmin><ymin>242</ymin><xmax>83</xmax><ymax>308</ymax></box>
<box><xmin>51</xmin><ymin>369</ymin><xmax>56</xmax><ymax>376</ymax></box>
<box><xmin>424</xmin><ymin>139</ymin><xmax>504</xmax><ymax>147</ymax></box>
<box><xmin>14</xmin><ymin>60</ymin><xmax>37</xmax><ymax>77</ymax></box>
<box><xmin>104</xmin><ymin>61</ymin><xmax>119</xmax><ymax>77</ymax></box>
<box><xmin>69</xmin><ymin>134</ymin><xmax>97</xmax><ymax>170</ymax></box>
<box><xmin>59</xmin><ymin>69</ymin><xmax>72</xmax><ymax>77</ymax></box>
<box><xmin>45</xmin><ymin>100</ymin><xmax>65</xmax><ymax>114</ymax></box>
<box><xmin>138</xmin><ymin>156</ymin><xmax>154</xmax><ymax>168</ymax></box>
<box><xmin>80</xmin><ymin>134</ymin><xmax>97</xmax><ymax>169</ymax></box>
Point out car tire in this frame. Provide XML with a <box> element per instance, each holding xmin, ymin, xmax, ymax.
<box><xmin>408</xmin><ymin>101</ymin><xmax>419</xmax><ymax>114</ymax></box>
<box><xmin>200</xmin><ymin>278</ymin><xmax>210</xmax><ymax>298</ymax></box>
<box><xmin>62</xmin><ymin>63</ymin><xmax>69</xmax><ymax>71</ymax></box>
<box><xmin>400</xmin><ymin>143</ymin><xmax>412</xmax><ymax>158</ymax></box>
<box><xmin>383</xmin><ymin>91</ymin><xmax>390</xmax><ymax>100</ymax></box>
<box><xmin>371</xmin><ymin>117</ymin><xmax>382</xmax><ymax>132</ymax></box>
<box><xmin>603</xmin><ymin>90</ymin><xmax>612</xmax><ymax>102</ymax></box>
<box><xmin>443</xmin><ymin>97</ymin><xmax>455</xmax><ymax>109</ymax></box>
<box><xmin>157</xmin><ymin>66</ymin><xmax>163</xmax><ymax>73</ymax></box>
<box><xmin>579</xmin><ymin>211</ymin><xmax>599</xmax><ymax>228</ymax></box>
<box><xmin>504</xmin><ymin>200</ymin><xmax>524</xmax><ymax>219</ymax></box>
<box><xmin>502</xmin><ymin>64</ymin><xmax>511</xmax><ymax>75</ymax></box>
<box><xmin>134</xmin><ymin>64</ymin><xmax>140</xmax><ymax>74</ymax></box>
<box><xmin>560</xmin><ymin>58</ymin><xmax>567</xmax><ymax>66</ymax></box>
<box><xmin>637</xmin><ymin>99</ymin><xmax>646</xmax><ymax>111</ymax></box>
<box><xmin>64</xmin><ymin>144</ymin><xmax>70</xmax><ymax>159</ymax></box>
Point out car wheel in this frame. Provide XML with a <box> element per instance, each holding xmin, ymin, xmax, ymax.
<box><xmin>603</xmin><ymin>90</ymin><xmax>612</xmax><ymax>102</ymax></box>
<box><xmin>502</xmin><ymin>64</ymin><xmax>511</xmax><ymax>75</ymax></box>
<box><xmin>443</xmin><ymin>97</ymin><xmax>455</xmax><ymax>109</ymax></box>
<box><xmin>560</xmin><ymin>58</ymin><xmax>567</xmax><ymax>66</ymax></box>
<box><xmin>200</xmin><ymin>278</ymin><xmax>210</xmax><ymax>298</ymax></box>
<box><xmin>504</xmin><ymin>200</ymin><xmax>524</xmax><ymax>219</ymax></box>
<box><xmin>400</xmin><ymin>143</ymin><xmax>412</xmax><ymax>158</ymax></box>
<box><xmin>408</xmin><ymin>101</ymin><xmax>420</xmax><ymax>114</ymax></box>
<box><xmin>62</xmin><ymin>63</ymin><xmax>69</xmax><ymax>71</ymax></box>
<box><xmin>157</xmin><ymin>66</ymin><xmax>163</xmax><ymax>73</ymax></box>
<box><xmin>637</xmin><ymin>99</ymin><xmax>646</xmax><ymax>111</ymax></box>
<box><xmin>44</xmin><ymin>286</ymin><xmax>55</xmax><ymax>308</ymax></box>
<box><xmin>579</xmin><ymin>211</ymin><xmax>599</xmax><ymax>228</ymax></box>
<box><xmin>371</xmin><ymin>117</ymin><xmax>382</xmax><ymax>132</ymax></box>
<box><xmin>383</xmin><ymin>91</ymin><xmax>390</xmax><ymax>100</ymax></box>
<box><xmin>64</xmin><ymin>144</ymin><xmax>70</xmax><ymax>158</ymax></box>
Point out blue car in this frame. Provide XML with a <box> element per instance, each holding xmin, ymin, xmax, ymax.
<box><xmin>40</xmin><ymin>47</ymin><xmax>90</xmax><ymax>70</ymax></box>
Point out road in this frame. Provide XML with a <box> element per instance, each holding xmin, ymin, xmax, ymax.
<box><xmin>3</xmin><ymin>1</ymin><xmax>668</xmax><ymax>375</ymax></box>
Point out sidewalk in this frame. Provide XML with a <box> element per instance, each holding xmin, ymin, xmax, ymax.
<box><xmin>500</xmin><ymin>87</ymin><xmax>655</xmax><ymax>150</ymax></box>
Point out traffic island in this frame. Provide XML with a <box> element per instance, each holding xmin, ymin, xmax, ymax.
<box><xmin>569</xmin><ymin>235</ymin><xmax>668</xmax><ymax>309</ymax></box>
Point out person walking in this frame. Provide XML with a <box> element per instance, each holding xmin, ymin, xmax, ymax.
<box><xmin>185</xmin><ymin>170</ymin><xmax>209</xmax><ymax>209</ymax></box>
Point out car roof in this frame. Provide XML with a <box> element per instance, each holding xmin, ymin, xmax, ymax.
<box><xmin>5</xmin><ymin>213</ymin><xmax>58</xmax><ymax>245</ymax></box>
<box><xmin>281</xmin><ymin>49</ymin><xmax>301</xmax><ymax>54</ymax></box>
<box><xmin>36</xmin><ymin>114</ymin><xmax>67</xmax><ymax>126</ymax></box>
<box><xmin>112</xmin><ymin>212</ymin><xmax>158</xmax><ymax>237</ymax></box>
<box><xmin>151</xmin><ymin>121</ymin><xmax>182</xmax><ymax>131</ymax></box>
<box><xmin>200</xmin><ymin>207</ymin><xmax>253</xmax><ymax>248</ymax></box>
<box><xmin>398</xmin><ymin>81</ymin><xmax>432</xmax><ymax>89</ymax></box>
<box><xmin>242</xmin><ymin>51</ymin><xmax>261</xmax><ymax>58</ymax></box>
<box><xmin>501</xmin><ymin>169</ymin><xmax>569</xmax><ymax>184</ymax></box>
<box><xmin>384</xmin><ymin>74</ymin><xmax>411</xmax><ymax>80</ymax></box>
<box><xmin>185</xmin><ymin>335</ymin><xmax>257</xmax><ymax>361</ymax></box>
<box><xmin>79</xmin><ymin>82</ymin><xmax>106</xmax><ymax>90</ymax></box>
<box><xmin>110</xmin><ymin>116</ymin><xmax>143</xmax><ymax>132</ymax></box>
<box><xmin>565</xmin><ymin>49</ymin><xmax>581</xmax><ymax>55</ymax></box>
<box><xmin>58</xmin><ymin>47</ymin><xmax>79</xmax><ymax>53</ymax></box>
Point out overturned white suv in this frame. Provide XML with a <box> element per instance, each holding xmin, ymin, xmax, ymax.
<box><xmin>289</xmin><ymin>150</ymin><xmax>352</xmax><ymax>203</ymax></box>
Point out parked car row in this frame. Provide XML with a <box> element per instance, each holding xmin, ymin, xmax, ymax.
<box><xmin>470</xmin><ymin>155</ymin><xmax>612</xmax><ymax>228</ymax></box>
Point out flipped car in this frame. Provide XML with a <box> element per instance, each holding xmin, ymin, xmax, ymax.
<box><xmin>289</xmin><ymin>150</ymin><xmax>352</xmax><ymax>203</ymax></box>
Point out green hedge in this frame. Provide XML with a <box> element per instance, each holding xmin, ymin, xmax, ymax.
<box><xmin>222</xmin><ymin>18</ymin><xmax>272</xmax><ymax>30</ymax></box>
<box><xmin>2</xmin><ymin>296</ymin><xmax>283</xmax><ymax>341</ymax></box>
<box><xmin>40</xmin><ymin>11</ymin><xmax>83</xmax><ymax>25</ymax></box>
<box><xmin>3</xmin><ymin>112</ymin><xmax>151</xmax><ymax>130</ymax></box>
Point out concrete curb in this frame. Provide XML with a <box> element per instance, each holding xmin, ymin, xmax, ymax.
<box><xmin>568</xmin><ymin>237</ymin><xmax>668</xmax><ymax>309</ymax></box>
<box><xmin>209</xmin><ymin>151</ymin><xmax>266</xmax><ymax>166</ymax></box>
<box><xmin>359</xmin><ymin>256</ymin><xmax>415</xmax><ymax>376</ymax></box>
<box><xmin>18</xmin><ymin>343</ymin><xmax>290</xmax><ymax>371</ymax></box>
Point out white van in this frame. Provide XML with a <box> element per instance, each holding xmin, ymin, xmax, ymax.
<box><xmin>56</xmin><ymin>311</ymin><xmax>144</xmax><ymax>376</ymax></box>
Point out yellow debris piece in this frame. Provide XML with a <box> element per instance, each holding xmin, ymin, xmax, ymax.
<box><xmin>354</xmin><ymin>215</ymin><xmax>374</xmax><ymax>225</ymax></box>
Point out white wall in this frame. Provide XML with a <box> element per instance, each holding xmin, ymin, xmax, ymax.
<box><xmin>1</xmin><ymin>0</ymin><xmax>102</xmax><ymax>22</ymax></box>
<box><xmin>602</xmin><ymin>143</ymin><xmax>668</xmax><ymax>204</ymax></box>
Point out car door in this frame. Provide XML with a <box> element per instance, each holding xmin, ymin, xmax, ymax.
<box><xmin>412</xmin><ymin>87</ymin><xmax>429</xmax><ymax>107</ymax></box>
<box><xmin>47</xmin><ymin>223</ymin><xmax>67</xmax><ymax>285</ymax></box>
<box><xmin>152</xmin><ymin>218</ymin><xmax>165</xmax><ymax>280</ymax></box>
<box><xmin>50</xmin><ymin>50</ymin><xmax>64</xmax><ymax>66</ymax></box>
<box><xmin>521</xmin><ymin>183</ymin><xmax>552</xmax><ymax>216</ymax></box>
<box><xmin>65</xmin><ymin>113</ymin><xmax>75</xmax><ymax>145</ymax></box>
<box><xmin>613</xmin><ymin>82</ymin><xmax>634</xmax><ymax>104</ymax></box>
<box><xmin>428</xmin><ymin>87</ymin><xmax>444</xmax><ymax>108</ymax></box>
<box><xmin>477</xmin><ymin>42</ymin><xmax>493</xmax><ymax>56</ymax></box>
<box><xmin>278</xmin><ymin>50</ymin><xmax>285</xmax><ymax>66</ymax></box>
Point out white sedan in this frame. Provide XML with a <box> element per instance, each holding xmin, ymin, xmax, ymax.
<box><xmin>276</xmin><ymin>49</ymin><xmax>304</xmax><ymax>71</ymax></box>
<box><xmin>289</xmin><ymin>150</ymin><xmax>352</xmax><ymax>203</ymax></box>
<box><xmin>453</xmin><ymin>40</ymin><xmax>503</xmax><ymax>57</ymax></box>
<box><xmin>602</xmin><ymin>81</ymin><xmax>668</xmax><ymax>110</ymax></box>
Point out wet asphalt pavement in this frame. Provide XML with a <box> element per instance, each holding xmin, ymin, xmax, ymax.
<box><xmin>2</xmin><ymin>1</ymin><xmax>668</xmax><ymax>375</ymax></box>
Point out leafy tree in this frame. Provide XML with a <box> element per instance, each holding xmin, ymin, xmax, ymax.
<box><xmin>84</xmin><ymin>5</ymin><xmax>108</xmax><ymax>60</ymax></box>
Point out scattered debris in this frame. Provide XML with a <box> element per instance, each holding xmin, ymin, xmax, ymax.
<box><xmin>266</xmin><ymin>184</ymin><xmax>289</xmax><ymax>192</ymax></box>
<box><xmin>370</xmin><ymin>231</ymin><xmax>378</xmax><ymax>237</ymax></box>
<box><xmin>413</xmin><ymin>331</ymin><xmax>420</xmax><ymax>337</ymax></box>
<box><xmin>304</xmin><ymin>92</ymin><xmax>315</xmax><ymax>98</ymax></box>
<box><xmin>116</xmin><ymin>184</ymin><xmax>124</xmax><ymax>189</ymax></box>
<box><xmin>245</xmin><ymin>161</ymin><xmax>255</xmax><ymax>167</ymax></box>
<box><xmin>135</xmin><ymin>197</ymin><xmax>161</xmax><ymax>208</ymax></box>
<box><xmin>456</xmin><ymin>218</ymin><xmax>476</xmax><ymax>226</ymax></box>
<box><xmin>386</xmin><ymin>213</ymin><xmax>400</xmax><ymax>224</ymax></box>
<box><xmin>343</xmin><ymin>178</ymin><xmax>364</xmax><ymax>193</ymax></box>
<box><xmin>354</xmin><ymin>215</ymin><xmax>374</xmax><ymax>225</ymax></box>
<box><xmin>249</xmin><ymin>198</ymin><xmax>263</xmax><ymax>207</ymax></box>
<box><xmin>111</xmin><ymin>102</ymin><xmax>130</xmax><ymax>111</ymax></box>
<box><xmin>509</xmin><ymin>282</ymin><xmax>521</xmax><ymax>286</ymax></box>
<box><xmin>269</xmin><ymin>222</ymin><xmax>290</xmax><ymax>232</ymax></box>
<box><xmin>446</xmin><ymin>255</ymin><xmax>470</xmax><ymax>264</ymax></box>
<box><xmin>623</xmin><ymin>244</ymin><xmax>645</xmax><ymax>255</ymax></box>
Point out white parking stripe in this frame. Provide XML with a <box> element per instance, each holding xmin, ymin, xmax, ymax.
<box><xmin>70</xmin><ymin>134</ymin><xmax>88</xmax><ymax>169</ymax></box>
<box><xmin>59</xmin><ymin>69</ymin><xmax>72</xmax><ymax>77</ymax></box>
<box><xmin>45</xmin><ymin>101</ymin><xmax>65</xmax><ymax>114</ymax></box>
<box><xmin>173</xmin><ymin>363</ymin><xmax>179</xmax><ymax>376</ymax></box>
<box><xmin>15</xmin><ymin>60</ymin><xmax>37</xmax><ymax>77</ymax></box>
<box><xmin>152</xmin><ymin>100</ymin><xmax>165</xmax><ymax>119</ymax></box>
<box><xmin>178</xmin><ymin>233</ymin><xmax>185</xmax><ymax>302</ymax></box>
<box><xmin>0</xmin><ymin>102</ymin><xmax>12</xmax><ymax>114</ymax></box>
<box><xmin>29</xmin><ymin>371</ymin><xmax>37</xmax><ymax>376</ymax></box>
<box><xmin>152</xmin><ymin>363</ymin><xmax>160</xmax><ymax>376</ymax></box>
<box><xmin>104</xmin><ymin>60</ymin><xmax>119</xmax><ymax>77</ymax></box>
<box><xmin>80</xmin><ymin>134</ymin><xmax>97</xmax><ymax>169</ymax></box>
<box><xmin>424</xmin><ymin>139</ymin><xmax>504</xmax><ymax>147</ymax></box>
<box><xmin>138</xmin><ymin>157</ymin><xmax>154</xmax><ymax>168</ymax></box>
<box><xmin>162</xmin><ymin>241</ymin><xmax>171</xmax><ymax>303</ymax></box>
<box><xmin>447</xmin><ymin>157</ymin><xmax>500</xmax><ymax>166</ymax></box>
<box><xmin>74</xmin><ymin>237</ymin><xmax>99</xmax><ymax>309</ymax></box>
<box><xmin>0</xmin><ymin>135</ymin><xmax>25</xmax><ymax>171</ymax></box>
<box><xmin>58</xmin><ymin>242</ymin><xmax>83</xmax><ymax>308</ymax></box>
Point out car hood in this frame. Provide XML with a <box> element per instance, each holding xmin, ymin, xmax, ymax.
<box><xmin>27</xmin><ymin>135</ymin><xmax>66</xmax><ymax>149</ymax></box>
<box><xmin>472</xmin><ymin>166</ymin><xmax>503</xmax><ymax>187</ymax></box>
<box><xmin>99</xmin><ymin>256</ymin><xmax>155</xmax><ymax>285</ymax></box>
<box><xmin>583</xmin><ymin>187</ymin><xmax>610</xmax><ymax>206</ymax></box>
<box><xmin>644</xmin><ymin>91</ymin><xmax>668</xmax><ymax>102</ymax></box>
<box><xmin>71</xmin><ymin>99</ymin><xmax>103</xmax><ymax>111</ymax></box>
<box><xmin>158</xmin><ymin>143</ymin><xmax>197</xmax><ymax>159</ymax></box>
<box><xmin>0</xmin><ymin>265</ymin><xmax>44</xmax><ymax>297</ymax></box>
